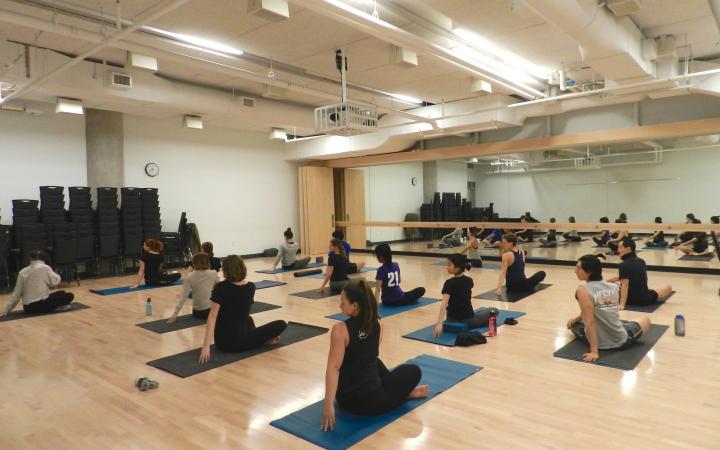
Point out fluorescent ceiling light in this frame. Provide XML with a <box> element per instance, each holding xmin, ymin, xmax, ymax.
<box><xmin>491</xmin><ymin>158</ymin><xmax>525</xmax><ymax>166</ymax></box>
<box><xmin>452</xmin><ymin>28</ymin><xmax>550</xmax><ymax>80</ymax></box>
<box><xmin>55</xmin><ymin>98</ymin><xmax>84</xmax><ymax>115</ymax></box>
<box><xmin>144</xmin><ymin>26</ymin><xmax>243</xmax><ymax>56</ymax></box>
<box><xmin>183</xmin><ymin>115</ymin><xmax>203</xmax><ymax>129</ymax></box>
<box><xmin>389</xmin><ymin>93</ymin><xmax>423</xmax><ymax>104</ymax></box>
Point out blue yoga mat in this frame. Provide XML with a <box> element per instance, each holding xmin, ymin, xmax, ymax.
<box><xmin>90</xmin><ymin>279</ymin><xmax>183</xmax><ymax>296</ymax></box>
<box><xmin>256</xmin><ymin>262</ymin><xmax>325</xmax><ymax>274</ymax></box>
<box><xmin>325</xmin><ymin>297</ymin><xmax>440</xmax><ymax>321</ymax></box>
<box><xmin>306</xmin><ymin>267</ymin><xmax>377</xmax><ymax>280</ymax></box>
<box><xmin>270</xmin><ymin>354</ymin><xmax>480</xmax><ymax>450</ymax></box>
<box><xmin>403</xmin><ymin>309</ymin><xmax>526</xmax><ymax>347</ymax></box>
<box><xmin>431</xmin><ymin>261</ymin><xmax>500</xmax><ymax>270</ymax></box>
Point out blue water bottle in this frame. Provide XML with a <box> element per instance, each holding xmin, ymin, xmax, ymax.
<box><xmin>146</xmin><ymin>297</ymin><xmax>153</xmax><ymax>316</ymax></box>
<box><xmin>674</xmin><ymin>314</ymin><xmax>685</xmax><ymax>336</ymax></box>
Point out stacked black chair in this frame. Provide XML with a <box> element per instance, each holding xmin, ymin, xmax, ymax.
<box><xmin>39</xmin><ymin>186</ymin><xmax>67</xmax><ymax>228</ymax></box>
<box><xmin>420</xmin><ymin>203</ymin><xmax>434</xmax><ymax>240</ymax></box>
<box><xmin>12</xmin><ymin>199</ymin><xmax>44</xmax><ymax>267</ymax></box>
<box><xmin>120</xmin><ymin>187</ymin><xmax>144</xmax><ymax>265</ymax></box>
<box><xmin>0</xmin><ymin>224</ymin><xmax>10</xmax><ymax>288</ymax></box>
<box><xmin>69</xmin><ymin>187</ymin><xmax>94</xmax><ymax>276</ymax></box>
<box><xmin>50</xmin><ymin>222</ymin><xmax>79</xmax><ymax>286</ymax></box>
<box><xmin>140</xmin><ymin>188</ymin><xmax>161</xmax><ymax>240</ymax></box>
<box><xmin>96</xmin><ymin>187</ymin><xmax>121</xmax><ymax>274</ymax></box>
<box><xmin>161</xmin><ymin>212</ymin><xmax>192</xmax><ymax>266</ymax></box>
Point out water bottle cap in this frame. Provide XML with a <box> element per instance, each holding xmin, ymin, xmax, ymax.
<box><xmin>675</xmin><ymin>314</ymin><xmax>684</xmax><ymax>319</ymax></box>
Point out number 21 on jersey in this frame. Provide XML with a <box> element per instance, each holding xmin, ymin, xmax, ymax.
<box><xmin>388</xmin><ymin>271</ymin><xmax>400</xmax><ymax>287</ymax></box>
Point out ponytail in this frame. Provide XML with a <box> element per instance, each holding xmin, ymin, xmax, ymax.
<box><xmin>343</xmin><ymin>279</ymin><xmax>379</xmax><ymax>336</ymax></box>
<box><xmin>447</xmin><ymin>253</ymin><xmax>471</xmax><ymax>272</ymax></box>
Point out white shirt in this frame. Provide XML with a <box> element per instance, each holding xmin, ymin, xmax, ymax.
<box><xmin>3</xmin><ymin>261</ymin><xmax>61</xmax><ymax>313</ymax></box>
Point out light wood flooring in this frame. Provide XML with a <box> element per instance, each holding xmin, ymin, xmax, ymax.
<box><xmin>1</xmin><ymin>253</ymin><xmax>719</xmax><ymax>449</ymax></box>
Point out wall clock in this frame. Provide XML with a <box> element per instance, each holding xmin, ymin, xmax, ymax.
<box><xmin>145</xmin><ymin>162</ymin><xmax>160</xmax><ymax>177</ymax></box>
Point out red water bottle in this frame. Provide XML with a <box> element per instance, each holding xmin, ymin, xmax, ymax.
<box><xmin>488</xmin><ymin>312</ymin><xmax>497</xmax><ymax>337</ymax></box>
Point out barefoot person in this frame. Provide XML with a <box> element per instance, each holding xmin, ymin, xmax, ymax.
<box><xmin>131</xmin><ymin>239</ymin><xmax>181</xmax><ymax>288</ymax></box>
<box><xmin>199</xmin><ymin>255</ymin><xmax>287</xmax><ymax>363</ymax></box>
<box><xmin>566</xmin><ymin>255</ymin><xmax>651</xmax><ymax>362</ymax></box>
<box><xmin>270</xmin><ymin>227</ymin><xmax>311</xmax><ymax>271</ymax></box>
<box><xmin>495</xmin><ymin>233</ymin><xmax>546</xmax><ymax>295</ymax></box>
<box><xmin>321</xmin><ymin>279</ymin><xmax>428</xmax><ymax>431</ymax></box>
<box><xmin>608</xmin><ymin>238</ymin><xmax>673</xmax><ymax>310</ymax></box>
<box><xmin>0</xmin><ymin>250</ymin><xmax>74</xmax><ymax>316</ymax></box>
<box><xmin>168</xmin><ymin>252</ymin><xmax>219</xmax><ymax>323</ymax></box>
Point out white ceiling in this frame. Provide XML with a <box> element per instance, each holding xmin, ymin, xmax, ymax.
<box><xmin>1</xmin><ymin>0</ymin><xmax>719</xmax><ymax>131</ymax></box>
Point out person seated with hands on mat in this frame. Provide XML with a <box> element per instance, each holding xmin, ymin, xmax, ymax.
<box><xmin>319</xmin><ymin>239</ymin><xmax>354</xmax><ymax>294</ymax></box>
<box><xmin>567</xmin><ymin>254</ymin><xmax>652</xmax><ymax>362</ymax></box>
<box><xmin>675</xmin><ymin>225</ymin><xmax>714</xmax><ymax>257</ymax></box>
<box><xmin>495</xmin><ymin>233</ymin><xmax>546</xmax><ymax>296</ymax></box>
<box><xmin>321</xmin><ymin>279</ymin><xmax>428</xmax><ymax>431</ymax></box>
<box><xmin>201</xmin><ymin>241</ymin><xmax>222</xmax><ymax>272</ymax></box>
<box><xmin>606</xmin><ymin>237</ymin><xmax>673</xmax><ymax>310</ymax></box>
<box><xmin>130</xmin><ymin>239</ymin><xmax>181</xmax><ymax>289</ymax></box>
<box><xmin>167</xmin><ymin>252</ymin><xmax>219</xmax><ymax>323</ymax></box>
<box><xmin>270</xmin><ymin>227</ymin><xmax>311</xmax><ymax>271</ymax></box>
<box><xmin>432</xmin><ymin>254</ymin><xmax>497</xmax><ymax>337</ymax></box>
<box><xmin>0</xmin><ymin>250</ymin><xmax>75</xmax><ymax>317</ymax></box>
<box><xmin>199</xmin><ymin>255</ymin><xmax>287</xmax><ymax>363</ymax></box>
<box><xmin>373</xmin><ymin>243</ymin><xmax>426</xmax><ymax>306</ymax></box>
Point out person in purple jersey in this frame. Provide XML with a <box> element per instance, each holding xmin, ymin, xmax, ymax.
<box><xmin>372</xmin><ymin>244</ymin><xmax>425</xmax><ymax>306</ymax></box>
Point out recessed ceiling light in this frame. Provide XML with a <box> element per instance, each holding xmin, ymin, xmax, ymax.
<box><xmin>183</xmin><ymin>115</ymin><xmax>203</xmax><ymax>129</ymax></box>
<box><xmin>389</xmin><ymin>93</ymin><xmax>423</xmax><ymax>105</ymax></box>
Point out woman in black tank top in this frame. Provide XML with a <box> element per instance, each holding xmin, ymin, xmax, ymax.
<box><xmin>496</xmin><ymin>233</ymin><xmax>546</xmax><ymax>294</ymax></box>
<box><xmin>321</xmin><ymin>280</ymin><xmax>428</xmax><ymax>431</ymax></box>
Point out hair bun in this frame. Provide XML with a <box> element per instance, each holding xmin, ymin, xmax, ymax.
<box><xmin>465</xmin><ymin>262</ymin><xmax>472</xmax><ymax>271</ymax></box>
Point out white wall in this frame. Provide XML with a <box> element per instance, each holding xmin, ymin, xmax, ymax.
<box><xmin>473</xmin><ymin>146</ymin><xmax>720</xmax><ymax>223</ymax></box>
<box><xmin>0</xmin><ymin>107</ymin><xmax>86</xmax><ymax>224</ymax></box>
<box><xmin>436</xmin><ymin>160</ymin><xmax>468</xmax><ymax>197</ymax></box>
<box><xmin>123</xmin><ymin>115</ymin><xmax>298</xmax><ymax>256</ymax></box>
<box><xmin>364</xmin><ymin>162</ymin><xmax>424</xmax><ymax>242</ymax></box>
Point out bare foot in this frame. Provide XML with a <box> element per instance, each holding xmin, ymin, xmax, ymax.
<box><xmin>408</xmin><ymin>385</ymin><xmax>429</xmax><ymax>399</ymax></box>
<box><xmin>265</xmin><ymin>337</ymin><xmax>280</xmax><ymax>345</ymax></box>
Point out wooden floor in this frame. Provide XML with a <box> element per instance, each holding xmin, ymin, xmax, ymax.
<box><xmin>1</xmin><ymin>254</ymin><xmax>719</xmax><ymax>449</ymax></box>
<box><xmin>378</xmin><ymin>238</ymin><xmax>720</xmax><ymax>271</ymax></box>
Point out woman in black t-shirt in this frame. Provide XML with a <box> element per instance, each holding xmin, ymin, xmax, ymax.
<box><xmin>321</xmin><ymin>279</ymin><xmax>427</xmax><ymax>430</ymax></box>
<box><xmin>130</xmin><ymin>239</ymin><xmax>181</xmax><ymax>288</ymax></box>
<box><xmin>199</xmin><ymin>255</ymin><xmax>287</xmax><ymax>363</ymax></box>
<box><xmin>432</xmin><ymin>253</ymin><xmax>496</xmax><ymax>337</ymax></box>
<box><xmin>645</xmin><ymin>217</ymin><xmax>668</xmax><ymax>248</ymax></box>
<box><xmin>319</xmin><ymin>239</ymin><xmax>351</xmax><ymax>294</ymax></box>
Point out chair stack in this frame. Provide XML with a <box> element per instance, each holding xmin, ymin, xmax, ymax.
<box><xmin>161</xmin><ymin>212</ymin><xmax>190</xmax><ymax>266</ymax></box>
<box><xmin>39</xmin><ymin>186</ymin><xmax>67</xmax><ymax>228</ymax></box>
<box><xmin>120</xmin><ymin>187</ymin><xmax>144</xmax><ymax>263</ymax></box>
<box><xmin>140</xmin><ymin>188</ymin><xmax>161</xmax><ymax>240</ymax></box>
<box><xmin>0</xmin><ymin>224</ymin><xmax>10</xmax><ymax>288</ymax></box>
<box><xmin>39</xmin><ymin>186</ymin><xmax>75</xmax><ymax>280</ymax></box>
<box><xmin>68</xmin><ymin>186</ymin><xmax>95</xmax><ymax>275</ymax></box>
<box><xmin>96</xmin><ymin>187</ymin><xmax>121</xmax><ymax>273</ymax></box>
<box><xmin>12</xmin><ymin>199</ymin><xmax>44</xmax><ymax>266</ymax></box>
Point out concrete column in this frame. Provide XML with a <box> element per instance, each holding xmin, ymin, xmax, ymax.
<box><xmin>422</xmin><ymin>161</ymin><xmax>438</xmax><ymax>203</ymax></box>
<box><xmin>85</xmin><ymin>109</ymin><xmax>124</xmax><ymax>196</ymax></box>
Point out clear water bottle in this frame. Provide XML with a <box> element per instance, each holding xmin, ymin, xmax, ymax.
<box><xmin>674</xmin><ymin>314</ymin><xmax>685</xmax><ymax>336</ymax></box>
<box><xmin>146</xmin><ymin>297</ymin><xmax>153</xmax><ymax>316</ymax></box>
<box><xmin>488</xmin><ymin>311</ymin><xmax>497</xmax><ymax>337</ymax></box>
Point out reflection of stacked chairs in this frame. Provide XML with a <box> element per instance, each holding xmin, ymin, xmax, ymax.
<box><xmin>96</xmin><ymin>187</ymin><xmax>121</xmax><ymax>273</ymax></box>
<box><xmin>120</xmin><ymin>187</ymin><xmax>144</xmax><ymax>265</ymax></box>
<box><xmin>420</xmin><ymin>203</ymin><xmax>434</xmax><ymax>240</ymax></box>
<box><xmin>69</xmin><ymin>186</ymin><xmax>95</xmax><ymax>277</ymax></box>
<box><xmin>140</xmin><ymin>188</ymin><xmax>161</xmax><ymax>240</ymax></box>
<box><xmin>12</xmin><ymin>199</ymin><xmax>45</xmax><ymax>267</ymax></box>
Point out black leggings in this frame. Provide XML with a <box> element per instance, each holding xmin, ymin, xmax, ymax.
<box><xmin>192</xmin><ymin>308</ymin><xmax>210</xmax><ymax>320</ymax></box>
<box><xmin>449</xmin><ymin>306</ymin><xmax>498</xmax><ymax>329</ymax></box>
<box><xmin>283</xmin><ymin>257</ymin><xmax>311</xmax><ymax>270</ymax></box>
<box><xmin>216</xmin><ymin>320</ymin><xmax>287</xmax><ymax>352</ymax></box>
<box><xmin>517</xmin><ymin>230</ymin><xmax>534</xmax><ymax>241</ymax></box>
<box><xmin>469</xmin><ymin>259</ymin><xmax>483</xmax><ymax>268</ymax></box>
<box><xmin>593</xmin><ymin>236</ymin><xmax>609</xmax><ymax>246</ymax></box>
<box><xmin>338</xmin><ymin>359</ymin><xmax>421</xmax><ymax>415</ymax></box>
<box><xmin>507</xmin><ymin>271</ymin><xmax>546</xmax><ymax>292</ymax></box>
<box><xmin>607</xmin><ymin>242</ymin><xmax>619</xmax><ymax>254</ymax></box>
<box><xmin>563</xmin><ymin>233</ymin><xmax>582</xmax><ymax>242</ymax></box>
<box><xmin>147</xmin><ymin>272</ymin><xmax>182</xmax><ymax>286</ymax></box>
<box><xmin>23</xmin><ymin>291</ymin><xmax>75</xmax><ymax>314</ymax></box>
<box><xmin>385</xmin><ymin>287</ymin><xmax>425</xmax><ymax>307</ymax></box>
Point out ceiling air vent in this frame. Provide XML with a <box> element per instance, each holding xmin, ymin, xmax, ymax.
<box><xmin>240</xmin><ymin>97</ymin><xmax>255</xmax><ymax>108</ymax></box>
<box><xmin>107</xmin><ymin>72</ymin><xmax>132</xmax><ymax>90</ymax></box>
<box><xmin>606</xmin><ymin>0</ymin><xmax>643</xmax><ymax>16</ymax></box>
